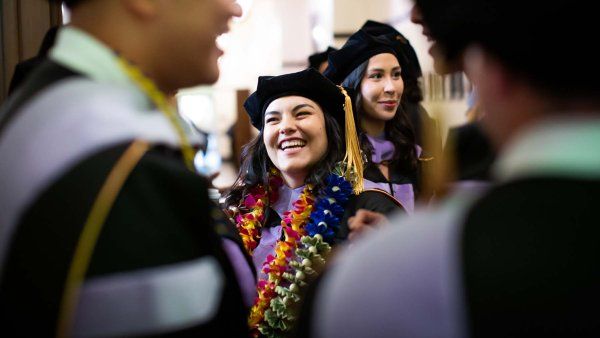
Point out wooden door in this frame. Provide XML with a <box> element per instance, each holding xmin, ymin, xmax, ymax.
<box><xmin>1</xmin><ymin>0</ymin><xmax>62</xmax><ymax>103</ymax></box>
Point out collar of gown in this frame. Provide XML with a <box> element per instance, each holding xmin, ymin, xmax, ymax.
<box><xmin>366</xmin><ymin>134</ymin><xmax>395</xmax><ymax>164</ymax></box>
<box><xmin>271</xmin><ymin>184</ymin><xmax>306</xmax><ymax>219</ymax></box>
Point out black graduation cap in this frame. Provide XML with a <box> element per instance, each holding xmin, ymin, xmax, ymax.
<box><xmin>244</xmin><ymin>68</ymin><xmax>364</xmax><ymax>193</ymax></box>
<box><xmin>361</xmin><ymin>20</ymin><xmax>423</xmax><ymax>80</ymax></box>
<box><xmin>244</xmin><ymin>68</ymin><xmax>347</xmax><ymax>130</ymax></box>
<box><xmin>308</xmin><ymin>46</ymin><xmax>338</xmax><ymax>70</ymax></box>
<box><xmin>324</xmin><ymin>30</ymin><xmax>400</xmax><ymax>84</ymax></box>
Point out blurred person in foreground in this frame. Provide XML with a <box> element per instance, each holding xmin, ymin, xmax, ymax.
<box><xmin>0</xmin><ymin>1</ymin><xmax>255</xmax><ymax>337</ymax></box>
<box><xmin>298</xmin><ymin>0</ymin><xmax>600</xmax><ymax>337</ymax></box>
<box><xmin>409</xmin><ymin>8</ymin><xmax>496</xmax><ymax>184</ymax></box>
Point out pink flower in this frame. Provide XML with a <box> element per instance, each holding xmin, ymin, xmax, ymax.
<box><xmin>244</xmin><ymin>195</ymin><xmax>257</xmax><ymax>207</ymax></box>
<box><xmin>285</xmin><ymin>227</ymin><xmax>300</xmax><ymax>240</ymax></box>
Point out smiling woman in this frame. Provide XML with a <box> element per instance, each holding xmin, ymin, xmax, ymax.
<box><xmin>222</xmin><ymin>68</ymin><xmax>406</xmax><ymax>337</ymax></box>
<box><xmin>326</xmin><ymin>23</ymin><xmax>426</xmax><ymax>215</ymax></box>
<box><xmin>222</xmin><ymin>68</ymin><xmax>356</xmax><ymax>337</ymax></box>
<box><xmin>222</xmin><ymin>68</ymin><xmax>404</xmax><ymax>337</ymax></box>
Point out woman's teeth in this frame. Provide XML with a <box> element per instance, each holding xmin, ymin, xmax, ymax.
<box><xmin>280</xmin><ymin>140</ymin><xmax>306</xmax><ymax>150</ymax></box>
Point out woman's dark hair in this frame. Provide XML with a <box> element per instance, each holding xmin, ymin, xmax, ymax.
<box><xmin>223</xmin><ymin>109</ymin><xmax>344</xmax><ymax>212</ymax></box>
<box><xmin>342</xmin><ymin>59</ymin><xmax>418</xmax><ymax>174</ymax></box>
<box><xmin>401</xmin><ymin>76</ymin><xmax>423</xmax><ymax>104</ymax></box>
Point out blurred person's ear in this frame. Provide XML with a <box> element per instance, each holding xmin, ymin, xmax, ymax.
<box><xmin>463</xmin><ymin>45</ymin><xmax>488</xmax><ymax>94</ymax></box>
<box><xmin>463</xmin><ymin>45</ymin><xmax>512</xmax><ymax>110</ymax></box>
<box><xmin>463</xmin><ymin>44</ymin><xmax>541</xmax><ymax>148</ymax></box>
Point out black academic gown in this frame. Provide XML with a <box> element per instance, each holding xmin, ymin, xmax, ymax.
<box><xmin>337</xmin><ymin>189</ymin><xmax>406</xmax><ymax>240</ymax></box>
<box><xmin>362</xmin><ymin>157</ymin><xmax>425</xmax><ymax>212</ymax></box>
<box><xmin>0</xmin><ymin>61</ymin><xmax>249</xmax><ymax>337</ymax></box>
<box><xmin>8</xmin><ymin>57</ymin><xmax>45</xmax><ymax>95</ymax></box>
<box><xmin>462</xmin><ymin>177</ymin><xmax>600</xmax><ymax>337</ymax></box>
<box><xmin>444</xmin><ymin>122</ymin><xmax>496</xmax><ymax>181</ymax></box>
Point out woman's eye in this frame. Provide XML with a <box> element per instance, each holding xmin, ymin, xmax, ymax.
<box><xmin>265</xmin><ymin>117</ymin><xmax>278</xmax><ymax>124</ymax></box>
<box><xmin>368</xmin><ymin>73</ymin><xmax>382</xmax><ymax>79</ymax></box>
<box><xmin>393</xmin><ymin>71</ymin><xmax>402</xmax><ymax>78</ymax></box>
<box><xmin>297</xmin><ymin>111</ymin><xmax>310</xmax><ymax>117</ymax></box>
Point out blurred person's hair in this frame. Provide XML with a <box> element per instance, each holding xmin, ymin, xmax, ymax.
<box><xmin>414</xmin><ymin>0</ymin><xmax>599</xmax><ymax>98</ymax></box>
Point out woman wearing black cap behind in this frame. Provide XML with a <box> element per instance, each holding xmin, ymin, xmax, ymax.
<box><xmin>361</xmin><ymin>20</ymin><xmax>440</xmax><ymax>152</ymax></box>
<box><xmin>325</xmin><ymin>27</ymin><xmax>426</xmax><ymax>219</ymax></box>
<box><xmin>223</xmin><ymin>68</ymin><xmax>401</xmax><ymax>337</ymax></box>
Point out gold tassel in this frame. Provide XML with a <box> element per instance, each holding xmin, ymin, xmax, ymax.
<box><xmin>337</xmin><ymin>86</ymin><xmax>364</xmax><ymax>194</ymax></box>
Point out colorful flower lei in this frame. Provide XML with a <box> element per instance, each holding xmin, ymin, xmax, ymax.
<box><xmin>235</xmin><ymin>171</ymin><xmax>282</xmax><ymax>254</ymax></box>
<box><xmin>234</xmin><ymin>168</ymin><xmax>353</xmax><ymax>337</ymax></box>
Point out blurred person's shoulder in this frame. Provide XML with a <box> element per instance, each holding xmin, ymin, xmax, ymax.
<box><xmin>310</xmin><ymin>189</ymin><xmax>484</xmax><ymax>338</ymax></box>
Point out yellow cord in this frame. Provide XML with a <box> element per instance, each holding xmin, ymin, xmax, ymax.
<box><xmin>56</xmin><ymin>140</ymin><xmax>150</xmax><ymax>338</ymax></box>
<box><xmin>117</xmin><ymin>58</ymin><xmax>196</xmax><ymax>171</ymax></box>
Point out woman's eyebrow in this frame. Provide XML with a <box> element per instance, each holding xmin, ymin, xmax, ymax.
<box><xmin>264</xmin><ymin>110</ymin><xmax>281</xmax><ymax>117</ymax></box>
<box><xmin>292</xmin><ymin>104</ymin><xmax>315</xmax><ymax>112</ymax></box>
<box><xmin>368</xmin><ymin>66</ymin><xmax>401</xmax><ymax>72</ymax></box>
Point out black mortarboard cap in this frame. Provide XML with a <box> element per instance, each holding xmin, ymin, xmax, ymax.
<box><xmin>308</xmin><ymin>46</ymin><xmax>338</xmax><ymax>70</ymax></box>
<box><xmin>324</xmin><ymin>30</ymin><xmax>400</xmax><ymax>84</ymax></box>
<box><xmin>361</xmin><ymin>20</ymin><xmax>422</xmax><ymax>80</ymax></box>
<box><xmin>244</xmin><ymin>68</ymin><xmax>346</xmax><ymax>130</ymax></box>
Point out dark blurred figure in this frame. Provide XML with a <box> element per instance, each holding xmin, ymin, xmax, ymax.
<box><xmin>0</xmin><ymin>1</ymin><xmax>248</xmax><ymax>337</ymax></box>
<box><xmin>444</xmin><ymin>98</ymin><xmax>495</xmax><ymax>181</ymax></box>
<box><xmin>299</xmin><ymin>0</ymin><xmax>600</xmax><ymax>337</ymax></box>
<box><xmin>308</xmin><ymin>46</ymin><xmax>337</xmax><ymax>74</ymax></box>
<box><xmin>444</xmin><ymin>121</ymin><xmax>495</xmax><ymax>181</ymax></box>
<box><xmin>8</xmin><ymin>26</ymin><xmax>59</xmax><ymax>95</ymax></box>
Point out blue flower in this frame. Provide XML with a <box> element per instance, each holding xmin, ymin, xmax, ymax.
<box><xmin>305</xmin><ymin>221</ymin><xmax>335</xmax><ymax>242</ymax></box>
<box><xmin>307</xmin><ymin>205</ymin><xmax>342</xmax><ymax>242</ymax></box>
<box><xmin>306</xmin><ymin>174</ymin><xmax>352</xmax><ymax>243</ymax></box>
<box><xmin>324</xmin><ymin>174</ymin><xmax>353</xmax><ymax>204</ymax></box>
<box><xmin>314</xmin><ymin>199</ymin><xmax>344</xmax><ymax>218</ymax></box>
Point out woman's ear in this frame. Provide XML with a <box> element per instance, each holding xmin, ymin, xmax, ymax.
<box><xmin>120</xmin><ymin>0</ymin><xmax>158</xmax><ymax>20</ymax></box>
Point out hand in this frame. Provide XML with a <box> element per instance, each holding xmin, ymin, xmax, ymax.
<box><xmin>347</xmin><ymin>209</ymin><xmax>388</xmax><ymax>241</ymax></box>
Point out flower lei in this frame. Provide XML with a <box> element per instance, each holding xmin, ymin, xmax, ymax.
<box><xmin>234</xmin><ymin>167</ymin><xmax>353</xmax><ymax>337</ymax></box>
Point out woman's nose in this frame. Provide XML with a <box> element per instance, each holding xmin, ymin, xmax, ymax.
<box><xmin>384</xmin><ymin>77</ymin><xmax>397</xmax><ymax>94</ymax></box>
<box><xmin>279</xmin><ymin>117</ymin><xmax>296</xmax><ymax>134</ymax></box>
<box><xmin>279</xmin><ymin>126</ymin><xmax>293</xmax><ymax>134</ymax></box>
